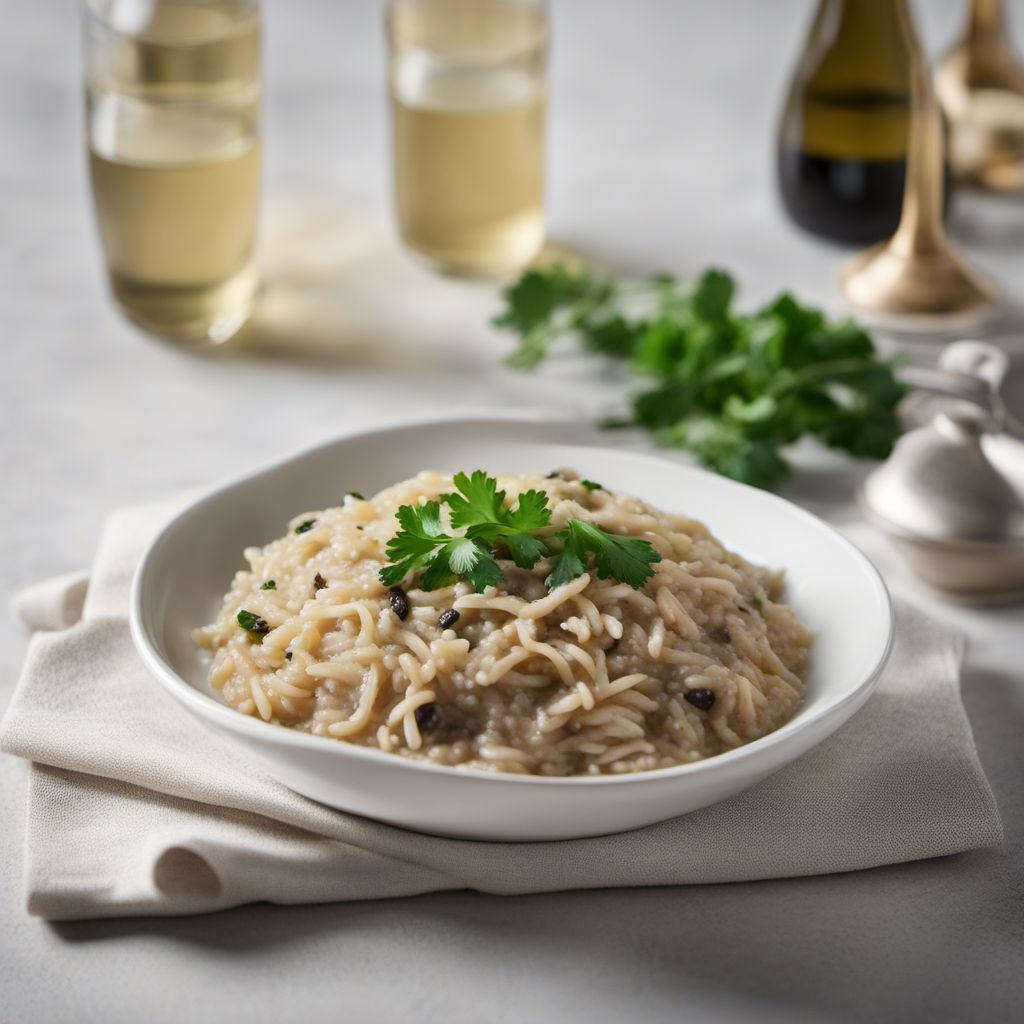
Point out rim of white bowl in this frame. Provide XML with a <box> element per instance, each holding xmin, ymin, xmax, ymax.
<box><xmin>130</xmin><ymin>413</ymin><xmax>895</xmax><ymax>788</ymax></box>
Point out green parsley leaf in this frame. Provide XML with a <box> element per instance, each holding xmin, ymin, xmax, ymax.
<box><xmin>295</xmin><ymin>520</ymin><xmax>316</xmax><ymax>534</ymax></box>
<box><xmin>260</xmin><ymin>580</ymin><xmax>277</xmax><ymax>590</ymax></box>
<box><xmin>346</xmin><ymin>491</ymin><xmax>366</xmax><ymax>501</ymax></box>
<box><xmin>580</xmin><ymin>479</ymin><xmax>603</xmax><ymax>491</ymax></box>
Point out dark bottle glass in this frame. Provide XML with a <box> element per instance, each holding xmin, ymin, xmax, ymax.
<box><xmin>778</xmin><ymin>0</ymin><xmax>915</xmax><ymax>245</ymax></box>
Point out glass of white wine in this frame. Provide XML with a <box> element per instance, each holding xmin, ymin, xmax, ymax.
<box><xmin>84</xmin><ymin>0</ymin><xmax>262</xmax><ymax>345</ymax></box>
<box><xmin>387</xmin><ymin>0</ymin><xmax>548</xmax><ymax>277</ymax></box>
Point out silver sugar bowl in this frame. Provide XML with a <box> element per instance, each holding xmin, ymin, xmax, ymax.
<box><xmin>861</xmin><ymin>340</ymin><xmax>1024</xmax><ymax>603</ymax></box>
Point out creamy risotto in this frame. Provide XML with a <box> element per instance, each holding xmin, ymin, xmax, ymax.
<box><xmin>194</xmin><ymin>471</ymin><xmax>811</xmax><ymax>776</ymax></box>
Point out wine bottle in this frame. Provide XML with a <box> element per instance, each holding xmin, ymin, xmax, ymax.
<box><xmin>777</xmin><ymin>0</ymin><xmax>915</xmax><ymax>245</ymax></box>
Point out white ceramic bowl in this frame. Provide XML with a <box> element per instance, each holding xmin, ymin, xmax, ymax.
<box><xmin>131</xmin><ymin>417</ymin><xmax>893</xmax><ymax>841</ymax></box>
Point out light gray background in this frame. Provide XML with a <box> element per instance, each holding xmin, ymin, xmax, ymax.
<box><xmin>2</xmin><ymin>1</ymin><xmax>1023</xmax><ymax>1021</ymax></box>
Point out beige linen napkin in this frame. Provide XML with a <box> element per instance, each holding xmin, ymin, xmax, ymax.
<box><xmin>0</xmin><ymin>502</ymin><xmax>1003</xmax><ymax>920</ymax></box>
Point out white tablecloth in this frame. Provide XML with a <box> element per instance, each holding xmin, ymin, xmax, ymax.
<box><xmin>2</xmin><ymin>1</ymin><xmax>1022</xmax><ymax>1021</ymax></box>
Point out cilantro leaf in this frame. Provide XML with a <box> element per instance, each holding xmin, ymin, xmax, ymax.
<box><xmin>419</xmin><ymin>544</ymin><xmax>458</xmax><ymax>591</ymax></box>
<box><xmin>690</xmin><ymin>268</ymin><xmax>735</xmax><ymax>321</ymax></box>
<box><xmin>462</xmin><ymin>544</ymin><xmax>504</xmax><ymax>592</ymax></box>
<box><xmin>547</xmin><ymin>531</ymin><xmax>587</xmax><ymax>589</ymax></box>
<box><xmin>446</xmin><ymin>537</ymin><xmax>488</xmax><ymax>576</ymax></box>
<box><xmin>497</xmin><ymin>266</ymin><xmax>616</xmax><ymax>368</ymax></box>
<box><xmin>444</xmin><ymin>471</ymin><xmax>507</xmax><ymax>531</ymax></box>
<box><xmin>548</xmin><ymin>521</ymin><xmax>661</xmax><ymax>590</ymax></box>
<box><xmin>505</xmin><ymin>531</ymin><xmax>549</xmax><ymax>570</ymax></box>
<box><xmin>380</xmin><ymin>472</ymin><xmax>658</xmax><ymax>595</ymax></box>
<box><xmin>379</xmin><ymin>502</ymin><xmax>451</xmax><ymax>586</ymax></box>
<box><xmin>505</xmin><ymin>488</ymin><xmax>551</xmax><ymax>532</ymax></box>
<box><xmin>494</xmin><ymin>264</ymin><xmax>906</xmax><ymax>490</ymax></box>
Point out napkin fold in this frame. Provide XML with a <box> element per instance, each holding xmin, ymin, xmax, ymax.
<box><xmin>0</xmin><ymin>502</ymin><xmax>1003</xmax><ymax>920</ymax></box>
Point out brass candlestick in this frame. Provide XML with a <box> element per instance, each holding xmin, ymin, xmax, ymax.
<box><xmin>841</xmin><ymin>0</ymin><xmax>998</xmax><ymax>331</ymax></box>
<box><xmin>936</xmin><ymin>0</ymin><xmax>1024</xmax><ymax>191</ymax></box>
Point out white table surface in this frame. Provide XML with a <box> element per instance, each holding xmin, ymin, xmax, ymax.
<box><xmin>2</xmin><ymin>1</ymin><xmax>1023</xmax><ymax>1021</ymax></box>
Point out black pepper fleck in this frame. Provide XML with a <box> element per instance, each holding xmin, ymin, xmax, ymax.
<box><xmin>713</xmin><ymin>626</ymin><xmax>731</xmax><ymax>644</ymax></box>
<box><xmin>684</xmin><ymin>688</ymin><xmax>716</xmax><ymax>711</ymax></box>
<box><xmin>313</xmin><ymin>572</ymin><xmax>327</xmax><ymax>592</ymax></box>
<box><xmin>414</xmin><ymin>703</ymin><xmax>442</xmax><ymax>732</ymax></box>
<box><xmin>388</xmin><ymin>586</ymin><xmax>410</xmax><ymax>620</ymax></box>
<box><xmin>285</xmin><ymin>651</ymin><xmax>293</xmax><ymax>661</ymax></box>
<box><xmin>438</xmin><ymin>608</ymin><xmax>460</xmax><ymax>630</ymax></box>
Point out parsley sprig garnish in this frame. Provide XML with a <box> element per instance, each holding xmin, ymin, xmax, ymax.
<box><xmin>379</xmin><ymin>471</ymin><xmax>660</xmax><ymax>594</ymax></box>
<box><xmin>494</xmin><ymin>265</ymin><xmax>906</xmax><ymax>491</ymax></box>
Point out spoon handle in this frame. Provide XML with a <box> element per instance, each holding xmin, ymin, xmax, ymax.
<box><xmin>898</xmin><ymin>340</ymin><xmax>1024</xmax><ymax>438</ymax></box>
<box><xmin>898</xmin><ymin>365</ymin><xmax>995</xmax><ymax>409</ymax></box>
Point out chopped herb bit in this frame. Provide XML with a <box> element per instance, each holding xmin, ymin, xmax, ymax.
<box><xmin>580</xmin><ymin>479</ymin><xmax>603</xmax><ymax>491</ymax></box>
<box><xmin>545</xmin><ymin>471</ymin><xmax>563</xmax><ymax>479</ymax></box>
<box><xmin>260</xmin><ymin>580</ymin><xmax>277</xmax><ymax>590</ymax></box>
<box><xmin>313</xmin><ymin>572</ymin><xmax>327</xmax><ymax>592</ymax></box>
<box><xmin>414</xmin><ymin>702</ymin><xmax>442</xmax><ymax>732</ymax></box>
<box><xmin>753</xmin><ymin>589</ymin><xmax>766</xmax><ymax>609</ymax></box>
<box><xmin>295</xmin><ymin>519</ymin><xmax>316</xmax><ymax>534</ymax></box>
<box><xmin>388</xmin><ymin>586</ymin><xmax>410</xmax><ymax>621</ymax></box>
<box><xmin>236</xmin><ymin>609</ymin><xmax>269</xmax><ymax>640</ymax></box>
<box><xmin>346</xmin><ymin>491</ymin><xmax>366</xmax><ymax>501</ymax></box>
<box><xmin>684</xmin><ymin>688</ymin><xmax>716</xmax><ymax>711</ymax></box>
<box><xmin>438</xmin><ymin>608</ymin><xmax>460</xmax><ymax>630</ymax></box>
<box><xmin>285</xmin><ymin>651</ymin><xmax>293</xmax><ymax>661</ymax></box>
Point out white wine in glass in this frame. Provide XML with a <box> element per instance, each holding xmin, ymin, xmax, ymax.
<box><xmin>85</xmin><ymin>0</ymin><xmax>262</xmax><ymax>345</ymax></box>
<box><xmin>388</xmin><ymin>0</ymin><xmax>548</xmax><ymax>277</ymax></box>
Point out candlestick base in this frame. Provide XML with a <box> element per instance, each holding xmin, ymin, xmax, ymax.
<box><xmin>841</xmin><ymin>241</ymin><xmax>999</xmax><ymax>333</ymax></box>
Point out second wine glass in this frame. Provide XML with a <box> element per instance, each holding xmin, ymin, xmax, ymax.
<box><xmin>387</xmin><ymin>0</ymin><xmax>548</xmax><ymax>277</ymax></box>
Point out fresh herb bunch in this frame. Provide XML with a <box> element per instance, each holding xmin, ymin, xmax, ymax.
<box><xmin>494</xmin><ymin>265</ymin><xmax>906</xmax><ymax>490</ymax></box>
<box><xmin>379</xmin><ymin>471</ymin><xmax>661</xmax><ymax>593</ymax></box>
